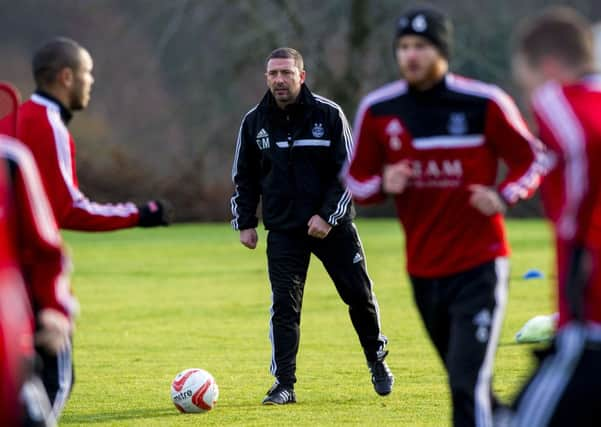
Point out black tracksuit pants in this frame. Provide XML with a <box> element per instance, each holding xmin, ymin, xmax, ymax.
<box><xmin>508</xmin><ymin>324</ymin><xmax>601</xmax><ymax>427</ymax></box>
<box><xmin>410</xmin><ymin>258</ymin><xmax>509</xmax><ymax>427</ymax></box>
<box><xmin>35</xmin><ymin>342</ymin><xmax>73</xmax><ymax>419</ymax></box>
<box><xmin>266</xmin><ymin>222</ymin><xmax>386</xmax><ymax>387</ymax></box>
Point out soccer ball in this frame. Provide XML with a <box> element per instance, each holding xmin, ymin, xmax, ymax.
<box><xmin>170</xmin><ymin>368</ymin><xmax>219</xmax><ymax>413</ymax></box>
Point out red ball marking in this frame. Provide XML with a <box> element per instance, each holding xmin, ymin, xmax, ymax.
<box><xmin>191</xmin><ymin>379</ymin><xmax>214</xmax><ymax>411</ymax></box>
<box><xmin>172</xmin><ymin>369</ymin><xmax>199</xmax><ymax>392</ymax></box>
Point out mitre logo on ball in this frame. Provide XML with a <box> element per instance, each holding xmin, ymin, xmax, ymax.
<box><xmin>170</xmin><ymin>368</ymin><xmax>219</xmax><ymax>413</ymax></box>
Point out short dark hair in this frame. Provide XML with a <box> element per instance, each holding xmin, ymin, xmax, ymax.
<box><xmin>32</xmin><ymin>37</ymin><xmax>84</xmax><ymax>88</ymax></box>
<box><xmin>514</xmin><ymin>7</ymin><xmax>594</xmax><ymax>68</ymax></box>
<box><xmin>266</xmin><ymin>47</ymin><xmax>304</xmax><ymax>71</ymax></box>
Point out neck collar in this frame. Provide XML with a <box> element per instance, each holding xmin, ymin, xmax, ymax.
<box><xmin>259</xmin><ymin>83</ymin><xmax>315</xmax><ymax>111</ymax></box>
<box><xmin>408</xmin><ymin>74</ymin><xmax>447</xmax><ymax>96</ymax></box>
<box><xmin>33</xmin><ymin>90</ymin><xmax>73</xmax><ymax>124</ymax></box>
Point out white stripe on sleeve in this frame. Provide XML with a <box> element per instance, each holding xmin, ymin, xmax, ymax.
<box><xmin>315</xmin><ymin>94</ymin><xmax>353</xmax><ymax>225</ymax></box>
<box><xmin>345</xmin><ymin>81</ymin><xmax>407</xmax><ymax>201</ymax></box>
<box><xmin>34</xmin><ymin>97</ymin><xmax>138</xmax><ymax>218</ymax></box>
<box><xmin>0</xmin><ymin>136</ymin><xmax>60</xmax><ymax>245</ymax></box>
<box><xmin>533</xmin><ymin>82</ymin><xmax>587</xmax><ymax>240</ymax></box>
<box><xmin>230</xmin><ymin>106</ymin><xmax>257</xmax><ymax>230</ymax></box>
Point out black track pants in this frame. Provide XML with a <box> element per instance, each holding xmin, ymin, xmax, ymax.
<box><xmin>509</xmin><ymin>324</ymin><xmax>601</xmax><ymax>427</ymax></box>
<box><xmin>266</xmin><ymin>222</ymin><xmax>386</xmax><ymax>387</ymax></box>
<box><xmin>410</xmin><ymin>258</ymin><xmax>509</xmax><ymax>427</ymax></box>
<box><xmin>35</xmin><ymin>341</ymin><xmax>73</xmax><ymax>419</ymax></box>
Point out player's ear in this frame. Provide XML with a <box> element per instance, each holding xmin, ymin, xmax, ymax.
<box><xmin>57</xmin><ymin>67</ymin><xmax>74</xmax><ymax>88</ymax></box>
<box><xmin>299</xmin><ymin>69</ymin><xmax>306</xmax><ymax>84</ymax></box>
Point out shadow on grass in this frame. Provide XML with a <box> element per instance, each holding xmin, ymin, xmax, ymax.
<box><xmin>61</xmin><ymin>407</ymin><xmax>175</xmax><ymax>424</ymax></box>
<box><xmin>498</xmin><ymin>341</ymin><xmax>522</xmax><ymax>347</ymax></box>
<box><xmin>498</xmin><ymin>340</ymin><xmax>550</xmax><ymax>348</ymax></box>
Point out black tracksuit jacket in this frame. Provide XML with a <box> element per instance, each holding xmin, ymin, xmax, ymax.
<box><xmin>231</xmin><ymin>84</ymin><xmax>353</xmax><ymax>232</ymax></box>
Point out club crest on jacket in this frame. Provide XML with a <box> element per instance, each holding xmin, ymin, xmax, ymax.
<box><xmin>312</xmin><ymin>123</ymin><xmax>325</xmax><ymax>138</ymax></box>
<box><xmin>447</xmin><ymin>112</ymin><xmax>467</xmax><ymax>135</ymax></box>
<box><xmin>385</xmin><ymin>119</ymin><xmax>403</xmax><ymax>150</ymax></box>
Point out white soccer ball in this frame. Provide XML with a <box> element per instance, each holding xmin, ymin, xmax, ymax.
<box><xmin>515</xmin><ymin>313</ymin><xmax>558</xmax><ymax>344</ymax></box>
<box><xmin>170</xmin><ymin>368</ymin><xmax>219</xmax><ymax>413</ymax></box>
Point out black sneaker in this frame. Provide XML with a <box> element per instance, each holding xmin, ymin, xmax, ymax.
<box><xmin>367</xmin><ymin>350</ymin><xmax>394</xmax><ymax>396</ymax></box>
<box><xmin>262</xmin><ymin>383</ymin><xmax>296</xmax><ymax>405</ymax></box>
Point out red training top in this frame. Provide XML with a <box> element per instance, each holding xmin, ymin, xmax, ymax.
<box><xmin>532</xmin><ymin>76</ymin><xmax>601</xmax><ymax>328</ymax></box>
<box><xmin>346</xmin><ymin>74</ymin><xmax>543</xmax><ymax>277</ymax></box>
<box><xmin>0</xmin><ymin>93</ymin><xmax>139</xmax><ymax>230</ymax></box>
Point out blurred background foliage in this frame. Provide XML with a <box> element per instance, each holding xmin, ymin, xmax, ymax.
<box><xmin>1</xmin><ymin>0</ymin><xmax>600</xmax><ymax>221</ymax></box>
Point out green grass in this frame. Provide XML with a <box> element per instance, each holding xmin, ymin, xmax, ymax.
<box><xmin>59</xmin><ymin>219</ymin><xmax>554</xmax><ymax>426</ymax></box>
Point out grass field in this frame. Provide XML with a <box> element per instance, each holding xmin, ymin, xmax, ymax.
<box><xmin>59</xmin><ymin>219</ymin><xmax>554</xmax><ymax>426</ymax></box>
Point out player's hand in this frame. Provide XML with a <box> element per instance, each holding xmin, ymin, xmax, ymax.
<box><xmin>307</xmin><ymin>215</ymin><xmax>332</xmax><ymax>239</ymax></box>
<box><xmin>469</xmin><ymin>185</ymin><xmax>507</xmax><ymax>216</ymax></box>
<box><xmin>240</xmin><ymin>228</ymin><xmax>258</xmax><ymax>249</ymax></box>
<box><xmin>138</xmin><ymin>199</ymin><xmax>172</xmax><ymax>227</ymax></box>
<box><xmin>382</xmin><ymin>160</ymin><xmax>412</xmax><ymax>194</ymax></box>
<box><xmin>35</xmin><ymin>309</ymin><xmax>72</xmax><ymax>355</ymax></box>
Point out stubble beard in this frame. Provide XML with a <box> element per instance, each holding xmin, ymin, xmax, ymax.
<box><xmin>272</xmin><ymin>85</ymin><xmax>300</xmax><ymax>108</ymax></box>
<box><xmin>404</xmin><ymin>61</ymin><xmax>445</xmax><ymax>90</ymax></box>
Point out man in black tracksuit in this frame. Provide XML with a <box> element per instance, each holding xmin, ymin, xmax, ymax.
<box><xmin>230</xmin><ymin>47</ymin><xmax>394</xmax><ymax>405</ymax></box>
